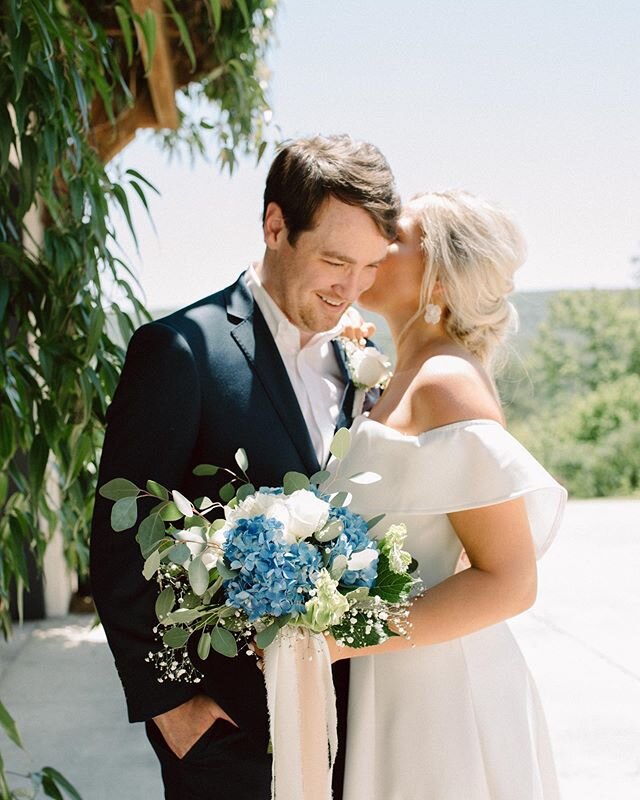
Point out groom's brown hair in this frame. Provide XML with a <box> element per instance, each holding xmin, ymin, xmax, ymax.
<box><xmin>263</xmin><ymin>134</ymin><xmax>400</xmax><ymax>245</ymax></box>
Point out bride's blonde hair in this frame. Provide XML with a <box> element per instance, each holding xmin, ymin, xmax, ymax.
<box><xmin>404</xmin><ymin>190</ymin><xmax>526</xmax><ymax>369</ymax></box>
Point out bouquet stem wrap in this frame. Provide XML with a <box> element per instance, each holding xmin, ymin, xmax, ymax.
<box><xmin>263</xmin><ymin>628</ymin><xmax>337</xmax><ymax>800</ymax></box>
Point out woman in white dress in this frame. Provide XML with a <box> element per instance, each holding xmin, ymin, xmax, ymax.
<box><xmin>327</xmin><ymin>190</ymin><xmax>567</xmax><ymax>800</ymax></box>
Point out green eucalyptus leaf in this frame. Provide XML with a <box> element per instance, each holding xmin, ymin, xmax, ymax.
<box><xmin>345</xmin><ymin>586</ymin><xmax>370</xmax><ymax>603</ymax></box>
<box><xmin>315</xmin><ymin>519</ymin><xmax>344</xmax><ymax>543</ymax></box>
<box><xmin>99</xmin><ymin>478</ymin><xmax>140</xmax><ymax>501</ymax></box>
<box><xmin>330</xmin><ymin>554</ymin><xmax>348</xmax><ymax>581</ymax></box>
<box><xmin>197</xmin><ymin>630</ymin><xmax>211</xmax><ymax>660</ymax></box>
<box><xmin>235</xmin><ymin>448</ymin><xmax>249</xmax><ymax>472</ymax></box>
<box><xmin>163</xmin><ymin>608</ymin><xmax>205</xmax><ymax>624</ymax></box>
<box><xmin>172</xmin><ymin>490</ymin><xmax>194</xmax><ymax>517</ymax></box>
<box><xmin>160</xmin><ymin>501</ymin><xmax>183</xmax><ymax>521</ymax></box>
<box><xmin>309</xmin><ymin>469</ymin><xmax>331</xmax><ymax>485</ymax></box>
<box><xmin>283</xmin><ymin>471</ymin><xmax>310</xmax><ymax>494</ymax></box>
<box><xmin>211</xmin><ymin>625</ymin><xmax>237</xmax><ymax>657</ymax></box>
<box><xmin>235</xmin><ymin>483</ymin><xmax>256</xmax><ymax>502</ymax></box>
<box><xmin>329</xmin><ymin>427</ymin><xmax>351</xmax><ymax>460</ymax></box>
<box><xmin>330</xmin><ymin>491</ymin><xmax>351</xmax><ymax>509</ymax></box>
<box><xmin>193</xmin><ymin>464</ymin><xmax>219</xmax><ymax>476</ymax></box>
<box><xmin>189</xmin><ymin>557</ymin><xmax>210</xmax><ymax>596</ymax></box>
<box><xmin>255</xmin><ymin>622</ymin><xmax>279</xmax><ymax>649</ymax></box>
<box><xmin>184</xmin><ymin>516</ymin><xmax>207</xmax><ymax>530</ymax></box>
<box><xmin>181</xmin><ymin>591</ymin><xmax>201</xmax><ymax>610</ymax></box>
<box><xmin>163</xmin><ymin>626</ymin><xmax>190</xmax><ymax>649</ymax></box>
<box><xmin>146</xmin><ymin>480</ymin><xmax>168</xmax><ymax>500</ymax></box>
<box><xmin>195</xmin><ymin>496</ymin><xmax>215</xmax><ymax>511</ymax></box>
<box><xmin>136</xmin><ymin>514</ymin><xmax>166</xmax><ymax>558</ymax></box>
<box><xmin>219</xmin><ymin>482</ymin><xmax>235</xmax><ymax>503</ymax></box>
<box><xmin>366</xmin><ymin>513</ymin><xmax>386</xmax><ymax>530</ymax></box>
<box><xmin>155</xmin><ymin>587</ymin><xmax>175</xmax><ymax>622</ymax></box>
<box><xmin>111</xmin><ymin>496</ymin><xmax>138</xmax><ymax>532</ymax></box>
<box><xmin>142</xmin><ymin>548</ymin><xmax>162</xmax><ymax>580</ymax></box>
<box><xmin>167</xmin><ymin>542</ymin><xmax>190</xmax><ymax>564</ymax></box>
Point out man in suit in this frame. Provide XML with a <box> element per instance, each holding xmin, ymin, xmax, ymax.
<box><xmin>90</xmin><ymin>134</ymin><xmax>400</xmax><ymax>799</ymax></box>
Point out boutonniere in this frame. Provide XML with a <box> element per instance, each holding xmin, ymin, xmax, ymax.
<box><xmin>335</xmin><ymin>337</ymin><xmax>393</xmax><ymax>417</ymax></box>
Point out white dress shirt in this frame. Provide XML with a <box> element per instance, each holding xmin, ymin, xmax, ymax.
<box><xmin>245</xmin><ymin>265</ymin><xmax>347</xmax><ymax>467</ymax></box>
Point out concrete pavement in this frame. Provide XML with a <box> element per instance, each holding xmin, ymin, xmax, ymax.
<box><xmin>1</xmin><ymin>499</ymin><xmax>638</xmax><ymax>799</ymax></box>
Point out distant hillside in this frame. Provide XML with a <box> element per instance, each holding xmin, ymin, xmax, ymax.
<box><xmin>360</xmin><ymin>289</ymin><xmax>636</xmax><ymax>363</ymax></box>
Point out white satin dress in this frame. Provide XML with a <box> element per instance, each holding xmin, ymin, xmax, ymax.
<box><xmin>330</xmin><ymin>416</ymin><xmax>567</xmax><ymax>800</ymax></box>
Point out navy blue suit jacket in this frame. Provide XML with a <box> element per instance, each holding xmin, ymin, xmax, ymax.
<box><xmin>90</xmin><ymin>273</ymin><xmax>359</xmax><ymax>750</ymax></box>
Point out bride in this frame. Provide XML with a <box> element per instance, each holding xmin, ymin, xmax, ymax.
<box><xmin>327</xmin><ymin>190</ymin><xmax>567</xmax><ymax>800</ymax></box>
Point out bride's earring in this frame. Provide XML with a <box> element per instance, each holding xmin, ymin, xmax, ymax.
<box><xmin>424</xmin><ymin>303</ymin><xmax>441</xmax><ymax>325</ymax></box>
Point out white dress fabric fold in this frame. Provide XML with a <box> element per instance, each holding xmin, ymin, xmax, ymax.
<box><xmin>329</xmin><ymin>416</ymin><xmax>567</xmax><ymax>800</ymax></box>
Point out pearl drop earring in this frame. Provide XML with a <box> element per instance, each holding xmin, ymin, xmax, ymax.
<box><xmin>424</xmin><ymin>303</ymin><xmax>441</xmax><ymax>325</ymax></box>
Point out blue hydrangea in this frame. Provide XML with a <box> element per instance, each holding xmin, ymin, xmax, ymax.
<box><xmin>223</xmin><ymin>515</ymin><xmax>323</xmax><ymax>622</ymax></box>
<box><xmin>326</xmin><ymin>504</ymin><xmax>379</xmax><ymax>589</ymax></box>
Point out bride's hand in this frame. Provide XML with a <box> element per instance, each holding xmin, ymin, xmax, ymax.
<box><xmin>340</xmin><ymin>307</ymin><xmax>376</xmax><ymax>344</ymax></box>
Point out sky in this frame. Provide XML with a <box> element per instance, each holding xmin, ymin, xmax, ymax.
<box><xmin>111</xmin><ymin>0</ymin><xmax>640</xmax><ymax>312</ymax></box>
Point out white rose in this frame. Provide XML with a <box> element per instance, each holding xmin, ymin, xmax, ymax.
<box><xmin>201</xmin><ymin>525</ymin><xmax>227</xmax><ymax>570</ymax></box>
<box><xmin>346</xmin><ymin>547</ymin><xmax>379</xmax><ymax>572</ymax></box>
<box><xmin>225</xmin><ymin>490</ymin><xmax>290</xmax><ymax>529</ymax></box>
<box><xmin>283</xmin><ymin>489</ymin><xmax>330</xmax><ymax>542</ymax></box>
<box><xmin>352</xmin><ymin>349</ymin><xmax>390</xmax><ymax>388</ymax></box>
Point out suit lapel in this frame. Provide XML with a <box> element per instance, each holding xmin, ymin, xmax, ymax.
<box><xmin>226</xmin><ymin>276</ymin><xmax>320</xmax><ymax>476</ymax></box>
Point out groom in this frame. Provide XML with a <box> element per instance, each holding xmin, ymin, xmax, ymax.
<box><xmin>90</xmin><ymin>134</ymin><xmax>400</xmax><ymax>799</ymax></box>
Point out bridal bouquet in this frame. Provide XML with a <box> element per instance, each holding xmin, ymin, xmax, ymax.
<box><xmin>100</xmin><ymin>427</ymin><xmax>417</xmax><ymax>676</ymax></box>
<box><xmin>100</xmin><ymin>427</ymin><xmax>418</xmax><ymax>799</ymax></box>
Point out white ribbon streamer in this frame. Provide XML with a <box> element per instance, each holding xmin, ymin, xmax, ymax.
<box><xmin>263</xmin><ymin>628</ymin><xmax>338</xmax><ymax>800</ymax></box>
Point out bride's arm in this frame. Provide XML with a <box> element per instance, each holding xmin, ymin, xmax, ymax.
<box><xmin>329</xmin><ymin>356</ymin><xmax>537</xmax><ymax>662</ymax></box>
<box><xmin>329</xmin><ymin>491</ymin><xmax>537</xmax><ymax>662</ymax></box>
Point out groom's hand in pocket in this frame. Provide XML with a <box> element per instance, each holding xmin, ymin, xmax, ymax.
<box><xmin>152</xmin><ymin>693</ymin><xmax>237</xmax><ymax>758</ymax></box>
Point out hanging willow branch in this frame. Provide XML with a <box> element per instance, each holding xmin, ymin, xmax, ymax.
<box><xmin>0</xmin><ymin>1</ymin><xmax>276</xmax><ymax>794</ymax></box>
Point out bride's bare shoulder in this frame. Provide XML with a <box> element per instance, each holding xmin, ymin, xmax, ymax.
<box><xmin>410</xmin><ymin>353</ymin><xmax>504</xmax><ymax>431</ymax></box>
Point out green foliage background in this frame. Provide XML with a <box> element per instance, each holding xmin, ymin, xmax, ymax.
<box><xmin>498</xmin><ymin>289</ymin><xmax>640</xmax><ymax>498</ymax></box>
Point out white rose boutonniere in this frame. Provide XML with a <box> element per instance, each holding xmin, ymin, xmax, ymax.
<box><xmin>336</xmin><ymin>337</ymin><xmax>393</xmax><ymax>417</ymax></box>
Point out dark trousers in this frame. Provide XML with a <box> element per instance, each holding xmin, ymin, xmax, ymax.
<box><xmin>146</xmin><ymin>660</ymin><xmax>349</xmax><ymax>799</ymax></box>
<box><xmin>146</xmin><ymin>719</ymin><xmax>272</xmax><ymax>800</ymax></box>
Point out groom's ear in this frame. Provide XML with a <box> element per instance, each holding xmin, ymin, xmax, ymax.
<box><xmin>263</xmin><ymin>202</ymin><xmax>288</xmax><ymax>249</ymax></box>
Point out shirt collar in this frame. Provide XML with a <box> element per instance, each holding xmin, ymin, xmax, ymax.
<box><xmin>245</xmin><ymin>264</ymin><xmax>346</xmax><ymax>353</ymax></box>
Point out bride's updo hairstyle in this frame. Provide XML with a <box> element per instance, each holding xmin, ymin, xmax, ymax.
<box><xmin>410</xmin><ymin>190</ymin><xmax>526</xmax><ymax>369</ymax></box>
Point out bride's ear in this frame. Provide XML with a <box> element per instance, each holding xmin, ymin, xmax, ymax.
<box><xmin>431</xmin><ymin>279</ymin><xmax>445</xmax><ymax>299</ymax></box>
<box><xmin>264</xmin><ymin>202</ymin><xmax>288</xmax><ymax>248</ymax></box>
